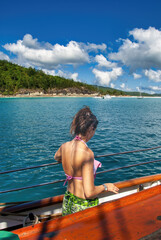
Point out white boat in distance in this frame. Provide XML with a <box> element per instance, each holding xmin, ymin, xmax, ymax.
<box><xmin>102</xmin><ymin>94</ymin><xmax>112</xmax><ymax>99</ymax></box>
<box><xmin>137</xmin><ymin>87</ymin><xmax>143</xmax><ymax>99</ymax></box>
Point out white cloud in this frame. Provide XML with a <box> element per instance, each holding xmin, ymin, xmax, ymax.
<box><xmin>110</xmin><ymin>83</ymin><xmax>115</xmax><ymax>88</ymax></box>
<box><xmin>92</xmin><ymin>67</ymin><xmax>123</xmax><ymax>86</ymax></box>
<box><xmin>84</xmin><ymin>43</ymin><xmax>107</xmax><ymax>52</ymax></box>
<box><xmin>3</xmin><ymin>35</ymin><xmax>108</xmax><ymax>70</ymax></box>
<box><xmin>137</xmin><ymin>86</ymin><xmax>147</xmax><ymax>93</ymax></box>
<box><xmin>42</xmin><ymin>69</ymin><xmax>80</xmax><ymax>82</ymax></box>
<box><xmin>144</xmin><ymin>69</ymin><xmax>161</xmax><ymax>82</ymax></box>
<box><xmin>57</xmin><ymin>70</ymin><xmax>80</xmax><ymax>82</ymax></box>
<box><xmin>0</xmin><ymin>51</ymin><xmax>10</xmax><ymax>61</ymax></box>
<box><xmin>120</xmin><ymin>83</ymin><xmax>125</xmax><ymax>89</ymax></box>
<box><xmin>22</xmin><ymin>34</ymin><xmax>40</xmax><ymax>49</ymax></box>
<box><xmin>109</xmin><ymin>27</ymin><xmax>161</xmax><ymax>70</ymax></box>
<box><xmin>136</xmin><ymin>86</ymin><xmax>141</xmax><ymax>91</ymax></box>
<box><xmin>95</xmin><ymin>54</ymin><xmax>117</xmax><ymax>68</ymax></box>
<box><xmin>70</xmin><ymin>73</ymin><xmax>80</xmax><ymax>82</ymax></box>
<box><xmin>120</xmin><ymin>83</ymin><xmax>132</xmax><ymax>91</ymax></box>
<box><xmin>133</xmin><ymin>73</ymin><xmax>142</xmax><ymax>79</ymax></box>
<box><xmin>42</xmin><ymin>69</ymin><xmax>56</xmax><ymax>76</ymax></box>
<box><xmin>149</xmin><ymin>85</ymin><xmax>161</xmax><ymax>91</ymax></box>
<box><xmin>3</xmin><ymin>34</ymin><xmax>90</xmax><ymax>69</ymax></box>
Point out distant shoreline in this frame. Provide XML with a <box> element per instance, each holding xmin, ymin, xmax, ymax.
<box><xmin>1</xmin><ymin>93</ymin><xmax>161</xmax><ymax>98</ymax></box>
<box><xmin>0</xmin><ymin>93</ymin><xmax>98</xmax><ymax>98</ymax></box>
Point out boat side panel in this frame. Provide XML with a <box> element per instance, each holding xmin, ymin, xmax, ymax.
<box><xmin>13</xmin><ymin>185</ymin><xmax>161</xmax><ymax>240</ymax></box>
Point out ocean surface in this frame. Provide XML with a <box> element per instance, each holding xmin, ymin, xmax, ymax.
<box><xmin>1</xmin><ymin>97</ymin><xmax>161</xmax><ymax>203</ymax></box>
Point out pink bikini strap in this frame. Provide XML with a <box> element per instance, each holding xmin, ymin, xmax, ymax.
<box><xmin>63</xmin><ymin>174</ymin><xmax>82</xmax><ymax>186</ymax></box>
<box><xmin>74</xmin><ymin>135</ymin><xmax>88</xmax><ymax>147</ymax></box>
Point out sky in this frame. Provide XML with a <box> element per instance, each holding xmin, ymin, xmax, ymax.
<box><xmin>1</xmin><ymin>0</ymin><xmax>161</xmax><ymax>93</ymax></box>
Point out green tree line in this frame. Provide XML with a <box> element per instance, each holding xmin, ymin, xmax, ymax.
<box><xmin>0</xmin><ymin>60</ymin><xmax>128</xmax><ymax>96</ymax></box>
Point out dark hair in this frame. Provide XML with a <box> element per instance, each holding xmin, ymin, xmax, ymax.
<box><xmin>70</xmin><ymin>106</ymin><xmax>98</xmax><ymax>136</ymax></box>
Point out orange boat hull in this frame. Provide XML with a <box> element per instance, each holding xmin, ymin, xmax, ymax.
<box><xmin>13</xmin><ymin>184</ymin><xmax>161</xmax><ymax>240</ymax></box>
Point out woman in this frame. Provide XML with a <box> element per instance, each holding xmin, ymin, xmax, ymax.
<box><xmin>54</xmin><ymin>106</ymin><xmax>119</xmax><ymax>216</ymax></box>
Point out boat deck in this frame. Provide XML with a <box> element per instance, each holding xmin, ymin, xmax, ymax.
<box><xmin>13</xmin><ymin>185</ymin><xmax>161</xmax><ymax>240</ymax></box>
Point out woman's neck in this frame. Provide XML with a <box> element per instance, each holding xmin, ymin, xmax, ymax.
<box><xmin>77</xmin><ymin>134</ymin><xmax>88</xmax><ymax>142</ymax></box>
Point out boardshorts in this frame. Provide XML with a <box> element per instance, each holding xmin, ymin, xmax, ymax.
<box><xmin>62</xmin><ymin>190</ymin><xmax>99</xmax><ymax>216</ymax></box>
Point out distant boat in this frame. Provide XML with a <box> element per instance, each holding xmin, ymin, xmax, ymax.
<box><xmin>137</xmin><ymin>87</ymin><xmax>143</xmax><ymax>99</ymax></box>
<box><xmin>137</xmin><ymin>95</ymin><xmax>143</xmax><ymax>99</ymax></box>
<box><xmin>102</xmin><ymin>94</ymin><xmax>111</xmax><ymax>99</ymax></box>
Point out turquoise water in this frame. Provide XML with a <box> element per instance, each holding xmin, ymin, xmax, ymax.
<box><xmin>1</xmin><ymin>97</ymin><xmax>161</xmax><ymax>202</ymax></box>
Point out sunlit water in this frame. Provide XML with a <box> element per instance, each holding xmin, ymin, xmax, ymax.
<box><xmin>1</xmin><ymin>97</ymin><xmax>161</xmax><ymax>202</ymax></box>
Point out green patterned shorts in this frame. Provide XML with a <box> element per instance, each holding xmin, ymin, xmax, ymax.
<box><xmin>62</xmin><ymin>190</ymin><xmax>99</xmax><ymax>216</ymax></box>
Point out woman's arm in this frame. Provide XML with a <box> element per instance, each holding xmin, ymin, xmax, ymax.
<box><xmin>82</xmin><ymin>151</ymin><xmax>119</xmax><ymax>199</ymax></box>
<box><xmin>54</xmin><ymin>145</ymin><xmax>62</xmax><ymax>163</ymax></box>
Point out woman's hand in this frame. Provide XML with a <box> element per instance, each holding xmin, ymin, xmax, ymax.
<box><xmin>105</xmin><ymin>183</ymin><xmax>119</xmax><ymax>194</ymax></box>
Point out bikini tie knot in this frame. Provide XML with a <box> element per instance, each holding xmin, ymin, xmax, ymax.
<box><xmin>74</xmin><ymin>135</ymin><xmax>82</xmax><ymax>140</ymax></box>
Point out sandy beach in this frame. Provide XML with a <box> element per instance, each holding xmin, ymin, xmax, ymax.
<box><xmin>1</xmin><ymin>92</ymin><xmax>161</xmax><ymax>98</ymax></box>
<box><xmin>0</xmin><ymin>92</ymin><xmax>100</xmax><ymax>98</ymax></box>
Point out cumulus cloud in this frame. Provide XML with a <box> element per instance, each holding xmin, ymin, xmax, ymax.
<box><xmin>136</xmin><ymin>86</ymin><xmax>140</xmax><ymax>91</ymax></box>
<box><xmin>120</xmin><ymin>83</ymin><xmax>125</xmax><ymax>89</ymax></box>
<box><xmin>133</xmin><ymin>73</ymin><xmax>142</xmax><ymax>79</ymax></box>
<box><xmin>57</xmin><ymin>70</ymin><xmax>80</xmax><ymax>82</ymax></box>
<box><xmin>3</xmin><ymin>34</ymin><xmax>90</xmax><ymax>69</ymax></box>
<box><xmin>141</xmin><ymin>85</ymin><xmax>161</xmax><ymax>93</ymax></box>
<box><xmin>42</xmin><ymin>69</ymin><xmax>56</xmax><ymax>76</ymax></box>
<box><xmin>0</xmin><ymin>51</ymin><xmax>10</xmax><ymax>61</ymax></box>
<box><xmin>136</xmin><ymin>86</ymin><xmax>145</xmax><ymax>92</ymax></box>
<box><xmin>149</xmin><ymin>85</ymin><xmax>161</xmax><ymax>91</ymax></box>
<box><xmin>42</xmin><ymin>69</ymin><xmax>80</xmax><ymax>82</ymax></box>
<box><xmin>22</xmin><ymin>34</ymin><xmax>40</xmax><ymax>49</ymax></box>
<box><xmin>3</xmin><ymin>34</ymin><xmax>108</xmax><ymax>71</ymax></box>
<box><xmin>109</xmin><ymin>27</ymin><xmax>161</xmax><ymax>71</ymax></box>
<box><xmin>144</xmin><ymin>69</ymin><xmax>161</xmax><ymax>82</ymax></box>
<box><xmin>110</xmin><ymin>83</ymin><xmax>115</xmax><ymax>88</ymax></box>
<box><xmin>120</xmin><ymin>83</ymin><xmax>132</xmax><ymax>91</ymax></box>
<box><xmin>92</xmin><ymin>67</ymin><xmax>123</xmax><ymax>86</ymax></box>
<box><xmin>95</xmin><ymin>54</ymin><xmax>117</xmax><ymax>68</ymax></box>
<box><xmin>83</xmin><ymin>43</ymin><xmax>107</xmax><ymax>52</ymax></box>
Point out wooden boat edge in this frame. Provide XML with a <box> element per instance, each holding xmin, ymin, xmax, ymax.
<box><xmin>1</xmin><ymin>173</ymin><xmax>161</xmax><ymax>214</ymax></box>
<box><xmin>12</xmin><ymin>184</ymin><xmax>161</xmax><ymax>239</ymax></box>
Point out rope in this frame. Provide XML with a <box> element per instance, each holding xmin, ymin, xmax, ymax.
<box><xmin>1</xmin><ymin>158</ymin><xmax>161</xmax><ymax>194</ymax></box>
<box><xmin>1</xmin><ymin>145</ymin><xmax>161</xmax><ymax>175</ymax></box>
<box><xmin>0</xmin><ymin>179</ymin><xmax>65</xmax><ymax>194</ymax></box>
<box><xmin>96</xmin><ymin>158</ymin><xmax>161</xmax><ymax>175</ymax></box>
<box><xmin>95</xmin><ymin>145</ymin><xmax>161</xmax><ymax>158</ymax></box>
<box><xmin>0</xmin><ymin>162</ymin><xmax>59</xmax><ymax>175</ymax></box>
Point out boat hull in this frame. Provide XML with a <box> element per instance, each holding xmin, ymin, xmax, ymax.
<box><xmin>1</xmin><ymin>174</ymin><xmax>161</xmax><ymax>239</ymax></box>
<box><xmin>12</xmin><ymin>184</ymin><xmax>161</xmax><ymax>240</ymax></box>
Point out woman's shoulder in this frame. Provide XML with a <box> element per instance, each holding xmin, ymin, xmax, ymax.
<box><xmin>61</xmin><ymin>141</ymin><xmax>71</xmax><ymax>147</ymax></box>
<box><xmin>86</xmin><ymin>147</ymin><xmax>94</xmax><ymax>156</ymax></box>
<box><xmin>81</xmin><ymin>147</ymin><xmax>94</xmax><ymax>163</ymax></box>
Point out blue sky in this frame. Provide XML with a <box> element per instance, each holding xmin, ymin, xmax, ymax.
<box><xmin>1</xmin><ymin>0</ymin><xmax>161</xmax><ymax>93</ymax></box>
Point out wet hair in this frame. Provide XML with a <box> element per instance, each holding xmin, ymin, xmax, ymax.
<box><xmin>70</xmin><ymin>106</ymin><xmax>98</xmax><ymax>136</ymax></box>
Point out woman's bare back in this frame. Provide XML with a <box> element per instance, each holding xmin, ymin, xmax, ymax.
<box><xmin>61</xmin><ymin>140</ymin><xmax>92</xmax><ymax>198</ymax></box>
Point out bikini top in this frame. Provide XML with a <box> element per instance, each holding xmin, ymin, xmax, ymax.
<box><xmin>63</xmin><ymin>135</ymin><xmax>102</xmax><ymax>186</ymax></box>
